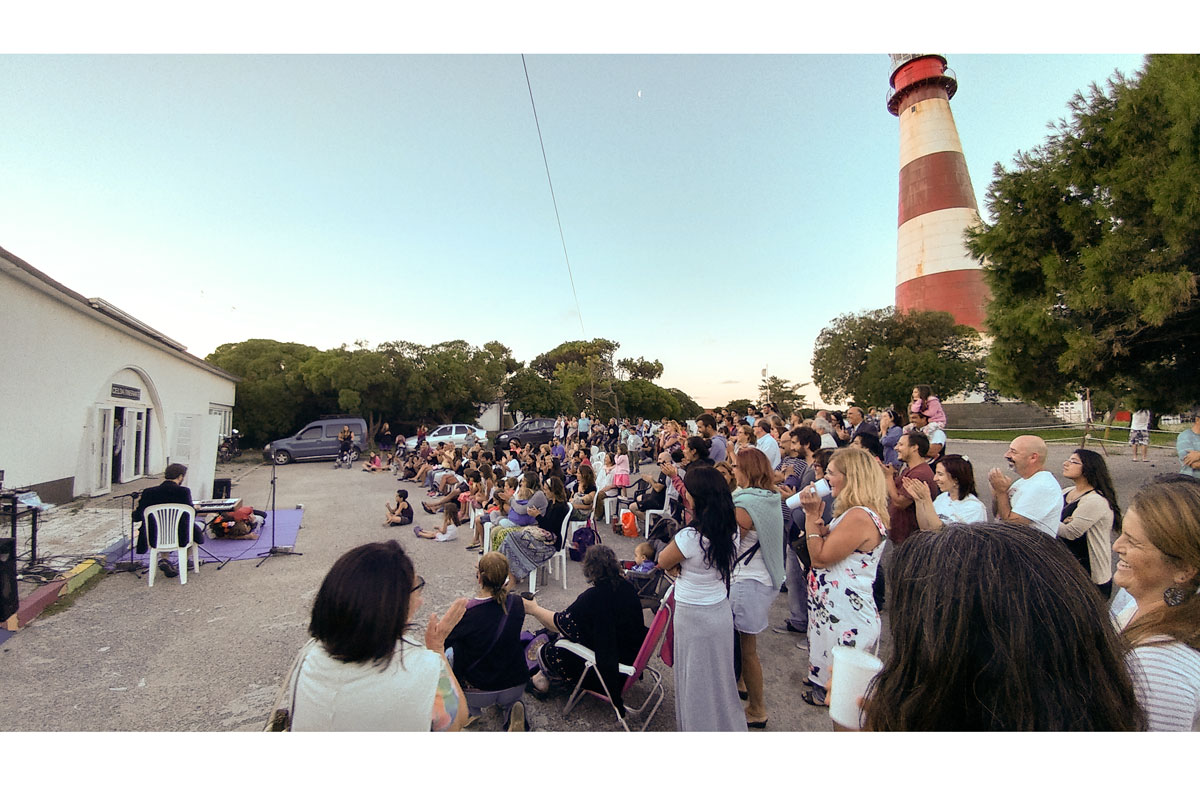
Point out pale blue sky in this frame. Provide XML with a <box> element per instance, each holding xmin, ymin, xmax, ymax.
<box><xmin>0</xmin><ymin>40</ymin><xmax>1147</xmax><ymax>407</ymax></box>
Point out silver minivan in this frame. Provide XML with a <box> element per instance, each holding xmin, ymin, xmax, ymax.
<box><xmin>264</xmin><ymin>417</ymin><xmax>368</xmax><ymax>465</ymax></box>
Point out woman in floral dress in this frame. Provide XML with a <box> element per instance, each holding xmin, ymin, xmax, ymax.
<box><xmin>797</xmin><ymin>447</ymin><xmax>889</xmax><ymax>706</ymax></box>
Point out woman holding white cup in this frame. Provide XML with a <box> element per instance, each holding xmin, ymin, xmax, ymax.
<box><xmin>797</xmin><ymin>447</ymin><xmax>889</xmax><ymax>707</ymax></box>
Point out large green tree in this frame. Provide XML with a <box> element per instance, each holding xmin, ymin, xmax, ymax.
<box><xmin>205</xmin><ymin>339</ymin><xmax>322</xmax><ymax>446</ymax></box>
<box><xmin>966</xmin><ymin>54</ymin><xmax>1200</xmax><ymax>409</ymax></box>
<box><xmin>811</xmin><ymin>308</ymin><xmax>986</xmax><ymax>412</ymax></box>
<box><xmin>758</xmin><ymin>375</ymin><xmax>809</xmax><ymax>417</ymax></box>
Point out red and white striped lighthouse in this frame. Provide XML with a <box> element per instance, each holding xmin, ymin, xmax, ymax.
<box><xmin>888</xmin><ymin>54</ymin><xmax>989</xmax><ymax>331</ymax></box>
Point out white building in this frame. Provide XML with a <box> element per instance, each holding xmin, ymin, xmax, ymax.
<box><xmin>1</xmin><ymin>246</ymin><xmax>238</xmax><ymax>503</ymax></box>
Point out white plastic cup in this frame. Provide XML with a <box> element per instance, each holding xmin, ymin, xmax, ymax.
<box><xmin>812</xmin><ymin>478</ymin><xmax>831</xmax><ymax>498</ymax></box>
<box><xmin>829</xmin><ymin>647</ymin><xmax>883</xmax><ymax>730</ymax></box>
<box><xmin>785</xmin><ymin>489</ymin><xmax>805</xmax><ymax>510</ymax></box>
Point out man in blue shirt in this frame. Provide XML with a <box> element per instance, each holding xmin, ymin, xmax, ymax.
<box><xmin>695</xmin><ymin>413</ymin><xmax>726</xmax><ymax>464</ymax></box>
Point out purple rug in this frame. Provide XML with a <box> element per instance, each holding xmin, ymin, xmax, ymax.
<box><xmin>103</xmin><ymin>508</ymin><xmax>303</xmax><ymax>567</ymax></box>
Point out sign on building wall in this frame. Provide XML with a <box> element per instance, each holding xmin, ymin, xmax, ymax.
<box><xmin>111</xmin><ymin>383</ymin><xmax>141</xmax><ymax>401</ymax></box>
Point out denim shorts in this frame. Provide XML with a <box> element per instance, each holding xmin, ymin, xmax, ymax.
<box><xmin>730</xmin><ymin>578</ymin><xmax>777</xmax><ymax>635</ymax></box>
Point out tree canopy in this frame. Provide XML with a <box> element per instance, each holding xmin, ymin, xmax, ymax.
<box><xmin>758</xmin><ymin>375</ymin><xmax>809</xmax><ymax>417</ymax></box>
<box><xmin>811</xmin><ymin>308</ymin><xmax>986</xmax><ymax>412</ymax></box>
<box><xmin>207</xmin><ymin>336</ymin><xmax>700</xmax><ymax>446</ymax></box>
<box><xmin>966</xmin><ymin>54</ymin><xmax>1200</xmax><ymax>409</ymax></box>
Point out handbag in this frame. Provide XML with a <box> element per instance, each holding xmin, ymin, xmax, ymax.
<box><xmin>264</xmin><ymin>639</ymin><xmax>315</xmax><ymax>732</ymax></box>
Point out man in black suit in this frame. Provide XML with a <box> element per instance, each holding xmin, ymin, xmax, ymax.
<box><xmin>132</xmin><ymin>463</ymin><xmax>204</xmax><ymax>577</ymax></box>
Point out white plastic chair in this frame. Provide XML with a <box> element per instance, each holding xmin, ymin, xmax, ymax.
<box><xmin>482</xmin><ymin>521</ymin><xmax>494</xmax><ymax>554</ymax></box>
<box><xmin>548</xmin><ymin>511</ymin><xmax>589</xmax><ymax>591</ymax></box>
<box><xmin>143</xmin><ymin>503</ymin><xmax>200</xmax><ymax>587</ymax></box>
<box><xmin>644</xmin><ymin>498</ymin><xmax>673</xmax><ymax>540</ymax></box>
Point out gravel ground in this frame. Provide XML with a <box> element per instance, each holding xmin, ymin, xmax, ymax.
<box><xmin>0</xmin><ymin>438</ymin><xmax>1180</xmax><ymax>732</ymax></box>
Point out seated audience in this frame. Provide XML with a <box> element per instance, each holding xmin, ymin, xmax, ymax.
<box><xmin>291</xmin><ymin>540</ymin><xmax>468</xmax><ymax>731</ymax></box>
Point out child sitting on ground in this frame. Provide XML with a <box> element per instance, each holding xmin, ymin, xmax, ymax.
<box><xmin>361</xmin><ymin>451</ymin><xmax>387</xmax><ymax>472</ymax></box>
<box><xmin>416</xmin><ymin>500</ymin><xmax>461</xmax><ymax>542</ymax></box>
<box><xmin>630</xmin><ymin>540</ymin><xmax>656</xmax><ymax>572</ymax></box>
<box><xmin>385</xmin><ymin>489</ymin><xmax>413</xmax><ymax>526</ymax></box>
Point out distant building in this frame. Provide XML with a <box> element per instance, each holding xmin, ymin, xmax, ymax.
<box><xmin>0</xmin><ymin>245</ymin><xmax>238</xmax><ymax>503</ymax></box>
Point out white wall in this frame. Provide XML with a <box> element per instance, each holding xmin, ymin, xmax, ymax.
<box><xmin>0</xmin><ymin>269</ymin><xmax>236</xmax><ymax>499</ymax></box>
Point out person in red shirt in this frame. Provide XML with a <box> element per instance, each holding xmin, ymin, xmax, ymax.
<box><xmin>877</xmin><ymin>431</ymin><xmax>940</xmax><ymax>610</ymax></box>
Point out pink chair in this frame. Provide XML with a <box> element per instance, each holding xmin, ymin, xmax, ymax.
<box><xmin>553</xmin><ymin>583</ymin><xmax>674</xmax><ymax>731</ymax></box>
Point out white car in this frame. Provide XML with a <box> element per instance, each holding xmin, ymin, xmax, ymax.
<box><xmin>404</xmin><ymin>423</ymin><xmax>488</xmax><ymax>451</ymax></box>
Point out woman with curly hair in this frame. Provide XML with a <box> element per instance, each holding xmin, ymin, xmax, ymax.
<box><xmin>797</xmin><ymin>447</ymin><xmax>888</xmax><ymax>707</ymax></box>
<box><xmin>657</xmin><ymin>466</ymin><xmax>745</xmax><ymax>731</ymax></box>
<box><xmin>862</xmin><ymin>522</ymin><xmax>1145</xmax><ymax>731</ymax></box>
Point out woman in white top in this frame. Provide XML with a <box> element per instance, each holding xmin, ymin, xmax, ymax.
<box><xmin>1113</xmin><ymin>478</ymin><xmax>1200</xmax><ymax>731</ymax></box>
<box><xmin>291</xmin><ymin>540</ymin><xmax>468</xmax><ymax>731</ymax></box>
<box><xmin>656</xmin><ymin>465</ymin><xmax>746</xmax><ymax>731</ymax></box>
<box><xmin>904</xmin><ymin>454</ymin><xmax>987</xmax><ymax>531</ymax></box>
<box><xmin>1058</xmin><ymin>449</ymin><xmax>1119</xmax><ymax>598</ymax></box>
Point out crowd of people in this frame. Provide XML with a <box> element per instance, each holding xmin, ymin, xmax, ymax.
<box><xmin>281</xmin><ymin>394</ymin><xmax>1200</xmax><ymax>731</ymax></box>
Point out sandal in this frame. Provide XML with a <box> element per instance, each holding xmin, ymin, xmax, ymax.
<box><xmin>800</xmin><ymin>690</ymin><xmax>828</xmax><ymax>707</ymax></box>
<box><xmin>421</xmin><ymin>502</ymin><xmax>433</xmax><ymax>514</ymax></box>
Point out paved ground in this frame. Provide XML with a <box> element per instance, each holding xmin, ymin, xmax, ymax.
<box><xmin>0</xmin><ymin>438</ymin><xmax>1180</xmax><ymax>732</ymax></box>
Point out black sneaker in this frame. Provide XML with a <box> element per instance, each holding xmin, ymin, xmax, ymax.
<box><xmin>158</xmin><ymin>559</ymin><xmax>179</xmax><ymax>578</ymax></box>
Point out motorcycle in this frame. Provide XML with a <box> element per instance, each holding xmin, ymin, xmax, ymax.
<box><xmin>218</xmin><ymin>430</ymin><xmax>242</xmax><ymax>463</ymax></box>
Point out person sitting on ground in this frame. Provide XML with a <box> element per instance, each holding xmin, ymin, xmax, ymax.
<box><xmin>423</xmin><ymin>469</ymin><xmax>479</xmax><ymax>516</ymax></box>
<box><xmin>903</xmin><ymin>454</ymin><xmax>987</xmax><ymax>530</ymax></box>
<box><xmin>290</xmin><ymin>540</ymin><xmax>468</xmax><ymax>731</ymax></box>
<box><xmin>385</xmin><ymin>489</ymin><xmax>414</xmax><ymax>527</ymax></box>
<box><xmin>207</xmin><ymin>504</ymin><xmax>266</xmax><ymax>539</ymax></box>
<box><xmin>416</xmin><ymin>501</ymin><xmax>461</xmax><ymax>542</ymax></box>
<box><xmin>361</xmin><ymin>451</ymin><xmax>386</xmax><ymax>472</ymax></box>
<box><xmin>1111</xmin><ymin>476</ymin><xmax>1200</xmax><ymax>730</ymax></box>
<box><xmin>860</xmin><ymin>523</ymin><xmax>1144</xmax><ymax>731</ymax></box>
<box><xmin>523</xmin><ymin>545</ymin><xmax>648</xmax><ymax>716</ymax></box>
<box><xmin>444</xmin><ymin>552</ymin><xmax>532</xmax><ymax>731</ymax></box>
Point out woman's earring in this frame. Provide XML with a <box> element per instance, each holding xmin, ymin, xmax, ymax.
<box><xmin>1163</xmin><ymin>586</ymin><xmax>1188</xmax><ymax>607</ymax></box>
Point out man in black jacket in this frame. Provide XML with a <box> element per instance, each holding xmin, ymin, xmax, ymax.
<box><xmin>132</xmin><ymin>463</ymin><xmax>204</xmax><ymax>577</ymax></box>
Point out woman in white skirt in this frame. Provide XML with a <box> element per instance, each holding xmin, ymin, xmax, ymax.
<box><xmin>656</xmin><ymin>465</ymin><xmax>746</xmax><ymax>731</ymax></box>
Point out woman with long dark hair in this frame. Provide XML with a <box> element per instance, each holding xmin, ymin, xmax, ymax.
<box><xmin>291</xmin><ymin>540</ymin><xmax>467</xmax><ymax>731</ymax></box>
<box><xmin>1112</xmin><ymin>477</ymin><xmax>1200</xmax><ymax>730</ymax></box>
<box><xmin>904</xmin><ymin>454</ymin><xmax>987</xmax><ymax>530</ymax></box>
<box><xmin>862</xmin><ymin>523</ymin><xmax>1145</xmax><ymax>731</ymax></box>
<box><xmin>656</xmin><ymin>466</ymin><xmax>745</xmax><ymax>731</ymax></box>
<box><xmin>1059</xmin><ymin>448</ymin><xmax>1120</xmax><ymax>598</ymax></box>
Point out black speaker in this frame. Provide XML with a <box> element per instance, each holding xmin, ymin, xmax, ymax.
<box><xmin>213</xmin><ymin>479</ymin><xmax>232</xmax><ymax>499</ymax></box>
<box><xmin>0</xmin><ymin>538</ymin><xmax>18</xmax><ymax>620</ymax></box>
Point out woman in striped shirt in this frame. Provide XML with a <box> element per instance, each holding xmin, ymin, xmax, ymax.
<box><xmin>1113</xmin><ymin>477</ymin><xmax>1200</xmax><ymax>731</ymax></box>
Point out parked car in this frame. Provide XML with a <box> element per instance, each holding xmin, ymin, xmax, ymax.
<box><xmin>403</xmin><ymin>423</ymin><xmax>489</xmax><ymax>451</ymax></box>
<box><xmin>264</xmin><ymin>417</ymin><xmax>369</xmax><ymax>465</ymax></box>
<box><xmin>494</xmin><ymin>417</ymin><xmax>556</xmax><ymax>451</ymax></box>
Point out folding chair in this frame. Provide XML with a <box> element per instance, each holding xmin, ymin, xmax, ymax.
<box><xmin>553</xmin><ymin>583</ymin><xmax>675</xmax><ymax>731</ymax></box>
<box><xmin>142</xmin><ymin>503</ymin><xmax>201</xmax><ymax>587</ymax></box>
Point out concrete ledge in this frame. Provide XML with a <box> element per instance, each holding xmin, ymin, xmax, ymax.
<box><xmin>11</xmin><ymin>579</ymin><xmax>67</xmax><ymax>629</ymax></box>
<box><xmin>62</xmin><ymin>559</ymin><xmax>102</xmax><ymax>594</ymax></box>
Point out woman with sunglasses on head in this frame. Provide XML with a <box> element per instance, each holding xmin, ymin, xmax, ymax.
<box><xmin>1058</xmin><ymin>449</ymin><xmax>1120</xmax><ymax>598</ymax></box>
<box><xmin>291</xmin><ymin>540</ymin><xmax>467</xmax><ymax>731</ymax></box>
<box><xmin>1112</xmin><ymin>477</ymin><xmax>1200</xmax><ymax>730</ymax></box>
<box><xmin>656</xmin><ymin>466</ymin><xmax>746</xmax><ymax>731</ymax></box>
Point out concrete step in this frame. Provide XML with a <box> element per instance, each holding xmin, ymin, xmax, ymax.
<box><xmin>943</xmin><ymin>402</ymin><xmax>1066</xmax><ymax>430</ymax></box>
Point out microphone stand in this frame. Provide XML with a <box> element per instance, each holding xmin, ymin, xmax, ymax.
<box><xmin>257</xmin><ymin>458</ymin><xmax>302</xmax><ymax>567</ymax></box>
<box><xmin>110</xmin><ymin>491</ymin><xmax>145</xmax><ymax>576</ymax></box>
